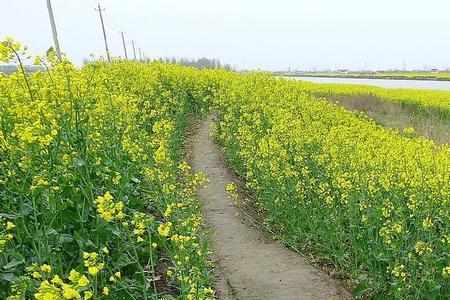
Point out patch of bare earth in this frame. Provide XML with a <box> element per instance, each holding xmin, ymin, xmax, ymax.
<box><xmin>187</xmin><ymin>116</ymin><xmax>351</xmax><ymax>300</ymax></box>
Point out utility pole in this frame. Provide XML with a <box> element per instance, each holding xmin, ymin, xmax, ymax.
<box><xmin>138</xmin><ymin>47</ymin><xmax>142</xmax><ymax>61</ymax></box>
<box><xmin>46</xmin><ymin>0</ymin><xmax>62</xmax><ymax>59</ymax></box>
<box><xmin>95</xmin><ymin>3</ymin><xmax>111</xmax><ymax>62</ymax></box>
<box><xmin>132</xmin><ymin>40</ymin><xmax>137</xmax><ymax>60</ymax></box>
<box><xmin>120</xmin><ymin>31</ymin><xmax>128</xmax><ymax>59</ymax></box>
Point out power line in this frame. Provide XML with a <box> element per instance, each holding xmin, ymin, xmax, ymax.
<box><xmin>104</xmin><ymin>13</ymin><xmax>123</xmax><ymax>31</ymax></box>
<box><xmin>97</xmin><ymin>3</ymin><xmax>146</xmax><ymax>61</ymax></box>
<box><xmin>78</xmin><ymin>0</ymin><xmax>146</xmax><ymax>61</ymax></box>
<box><xmin>84</xmin><ymin>0</ymin><xmax>122</xmax><ymax>32</ymax></box>
<box><xmin>79</xmin><ymin>0</ymin><xmax>96</xmax><ymax>10</ymax></box>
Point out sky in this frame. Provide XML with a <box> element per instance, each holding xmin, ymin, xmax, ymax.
<box><xmin>1</xmin><ymin>0</ymin><xmax>449</xmax><ymax>71</ymax></box>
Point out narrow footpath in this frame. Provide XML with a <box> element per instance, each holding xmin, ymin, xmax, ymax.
<box><xmin>189</xmin><ymin>116</ymin><xmax>352</xmax><ymax>300</ymax></box>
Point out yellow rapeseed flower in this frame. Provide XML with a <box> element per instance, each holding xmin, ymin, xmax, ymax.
<box><xmin>41</xmin><ymin>264</ymin><xmax>52</xmax><ymax>273</ymax></box>
<box><xmin>78</xmin><ymin>275</ymin><xmax>90</xmax><ymax>287</ymax></box>
<box><xmin>6</xmin><ymin>222</ymin><xmax>15</xmax><ymax>230</ymax></box>
<box><xmin>83</xmin><ymin>291</ymin><xmax>93</xmax><ymax>300</ymax></box>
<box><xmin>102</xmin><ymin>287</ymin><xmax>109</xmax><ymax>296</ymax></box>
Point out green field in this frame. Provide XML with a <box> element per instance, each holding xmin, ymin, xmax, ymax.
<box><xmin>300</xmin><ymin>71</ymin><xmax>450</xmax><ymax>81</ymax></box>
<box><xmin>2</xmin><ymin>37</ymin><xmax>450</xmax><ymax>299</ymax></box>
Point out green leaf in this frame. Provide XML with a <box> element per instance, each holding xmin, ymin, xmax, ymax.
<box><xmin>0</xmin><ymin>213</ymin><xmax>16</xmax><ymax>220</ymax></box>
<box><xmin>59</xmin><ymin>234</ymin><xmax>74</xmax><ymax>245</ymax></box>
<box><xmin>19</xmin><ymin>203</ymin><xmax>33</xmax><ymax>217</ymax></box>
<box><xmin>10</xmin><ymin>252</ymin><xmax>25</xmax><ymax>262</ymax></box>
<box><xmin>131</xmin><ymin>177</ymin><xmax>141</xmax><ymax>184</ymax></box>
<box><xmin>352</xmin><ymin>283</ymin><xmax>370</xmax><ymax>297</ymax></box>
<box><xmin>46</xmin><ymin>228</ymin><xmax>58</xmax><ymax>236</ymax></box>
<box><xmin>112</xmin><ymin>229</ymin><xmax>122</xmax><ymax>236</ymax></box>
<box><xmin>0</xmin><ymin>273</ymin><xmax>15</xmax><ymax>282</ymax></box>
<box><xmin>3</xmin><ymin>260</ymin><xmax>22</xmax><ymax>270</ymax></box>
<box><xmin>74</xmin><ymin>159</ymin><xmax>86</xmax><ymax>167</ymax></box>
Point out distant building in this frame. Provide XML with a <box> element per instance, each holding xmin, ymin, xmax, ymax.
<box><xmin>337</xmin><ymin>69</ymin><xmax>349</xmax><ymax>74</ymax></box>
<box><xmin>431</xmin><ymin>69</ymin><xmax>439</xmax><ymax>73</ymax></box>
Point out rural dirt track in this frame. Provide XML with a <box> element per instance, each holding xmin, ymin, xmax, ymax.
<box><xmin>188</xmin><ymin>116</ymin><xmax>352</xmax><ymax>300</ymax></box>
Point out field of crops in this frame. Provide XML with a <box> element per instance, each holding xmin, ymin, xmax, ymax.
<box><xmin>3</xmin><ymin>37</ymin><xmax>450</xmax><ymax>299</ymax></box>
<box><xmin>305</xmin><ymin>72</ymin><xmax>450</xmax><ymax>81</ymax></box>
<box><xmin>372</xmin><ymin>72</ymin><xmax>450</xmax><ymax>81</ymax></box>
<box><xmin>213</xmin><ymin>75</ymin><xmax>450</xmax><ymax>298</ymax></box>
<box><xmin>0</xmin><ymin>39</ymin><xmax>215</xmax><ymax>299</ymax></box>
<box><xmin>296</xmin><ymin>81</ymin><xmax>450</xmax><ymax>115</ymax></box>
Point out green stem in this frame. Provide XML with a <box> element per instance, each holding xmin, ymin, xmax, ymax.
<box><xmin>148</xmin><ymin>232</ymin><xmax>158</xmax><ymax>295</ymax></box>
<box><xmin>129</xmin><ymin>232</ymin><xmax>148</xmax><ymax>300</ymax></box>
<box><xmin>10</xmin><ymin>47</ymin><xmax>34</xmax><ymax>101</ymax></box>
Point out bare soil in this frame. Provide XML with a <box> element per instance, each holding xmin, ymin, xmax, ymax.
<box><xmin>187</xmin><ymin>116</ymin><xmax>352</xmax><ymax>300</ymax></box>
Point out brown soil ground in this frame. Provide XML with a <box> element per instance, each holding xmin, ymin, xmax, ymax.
<box><xmin>187</xmin><ymin>116</ymin><xmax>352</xmax><ymax>300</ymax></box>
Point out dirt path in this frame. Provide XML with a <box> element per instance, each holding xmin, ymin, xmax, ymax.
<box><xmin>188</xmin><ymin>116</ymin><xmax>352</xmax><ymax>300</ymax></box>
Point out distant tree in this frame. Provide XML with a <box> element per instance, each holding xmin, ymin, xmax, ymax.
<box><xmin>79</xmin><ymin>54</ymin><xmax>234</xmax><ymax>71</ymax></box>
<box><xmin>155</xmin><ymin>56</ymin><xmax>233</xmax><ymax>70</ymax></box>
<box><xmin>0</xmin><ymin>64</ymin><xmax>44</xmax><ymax>74</ymax></box>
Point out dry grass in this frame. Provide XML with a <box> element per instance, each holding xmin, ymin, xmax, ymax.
<box><xmin>323</xmin><ymin>94</ymin><xmax>450</xmax><ymax>145</ymax></box>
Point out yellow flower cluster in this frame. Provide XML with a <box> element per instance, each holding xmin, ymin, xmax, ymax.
<box><xmin>226</xmin><ymin>182</ymin><xmax>239</xmax><ymax>205</ymax></box>
<box><xmin>442</xmin><ymin>266</ymin><xmax>450</xmax><ymax>277</ymax></box>
<box><xmin>187</xmin><ymin>286</ymin><xmax>215</xmax><ymax>300</ymax></box>
<box><xmin>131</xmin><ymin>212</ymin><xmax>154</xmax><ymax>242</ymax></box>
<box><xmin>422</xmin><ymin>217</ymin><xmax>433</xmax><ymax>230</ymax></box>
<box><xmin>390</xmin><ymin>264</ymin><xmax>407</xmax><ymax>282</ymax></box>
<box><xmin>0</xmin><ymin>217</ymin><xmax>14</xmax><ymax>254</ymax></box>
<box><xmin>94</xmin><ymin>191</ymin><xmax>124</xmax><ymax>222</ymax></box>
<box><xmin>170</xmin><ymin>234</ymin><xmax>194</xmax><ymax>248</ymax></box>
<box><xmin>192</xmin><ymin>172</ymin><xmax>209</xmax><ymax>187</ymax></box>
<box><xmin>164</xmin><ymin>203</ymin><xmax>175</xmax><ymax>218</ymax></box>
<box><xmin>415</xmin><ymin>241</ymin><xmax>433</xmax><ymax>256</ymax></box>
<box><xmin>83</xmin><ymin>252</ymin><xmax>104</xmax><ymax>276</ymax></box>
<box><xmin>112</xmin><ymin>172</ymin><xmax>122</xmax><ymax>185</ymax></box>
<box><xmin>109</xmin><ymin>271</ymin><xmax>121</xmax><ymax>283</ymax></box>
<box><xmin>157</xmin><ymin>221</ymin><xmax>172</xmax><ymax>237</ymax></box>
<box><xmin>179</xmin><ymin>169</ymin><xmax>209</xmax><ymax>199</ymax></box>
<box><xmin>25</xmin><ymin>264</ymin><xmax>93</xmax><ymax>300</ymax></box>
<box><xmin>0</xmin><ymin>37</ymin><xmax>22</xmax><ymax>62</ymax></box>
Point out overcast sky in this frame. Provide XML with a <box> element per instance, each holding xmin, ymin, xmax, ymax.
<box><xmin>1</xmin><ymin>0</ymin><xmax>449</xmax><ymax>71</ymax></box>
